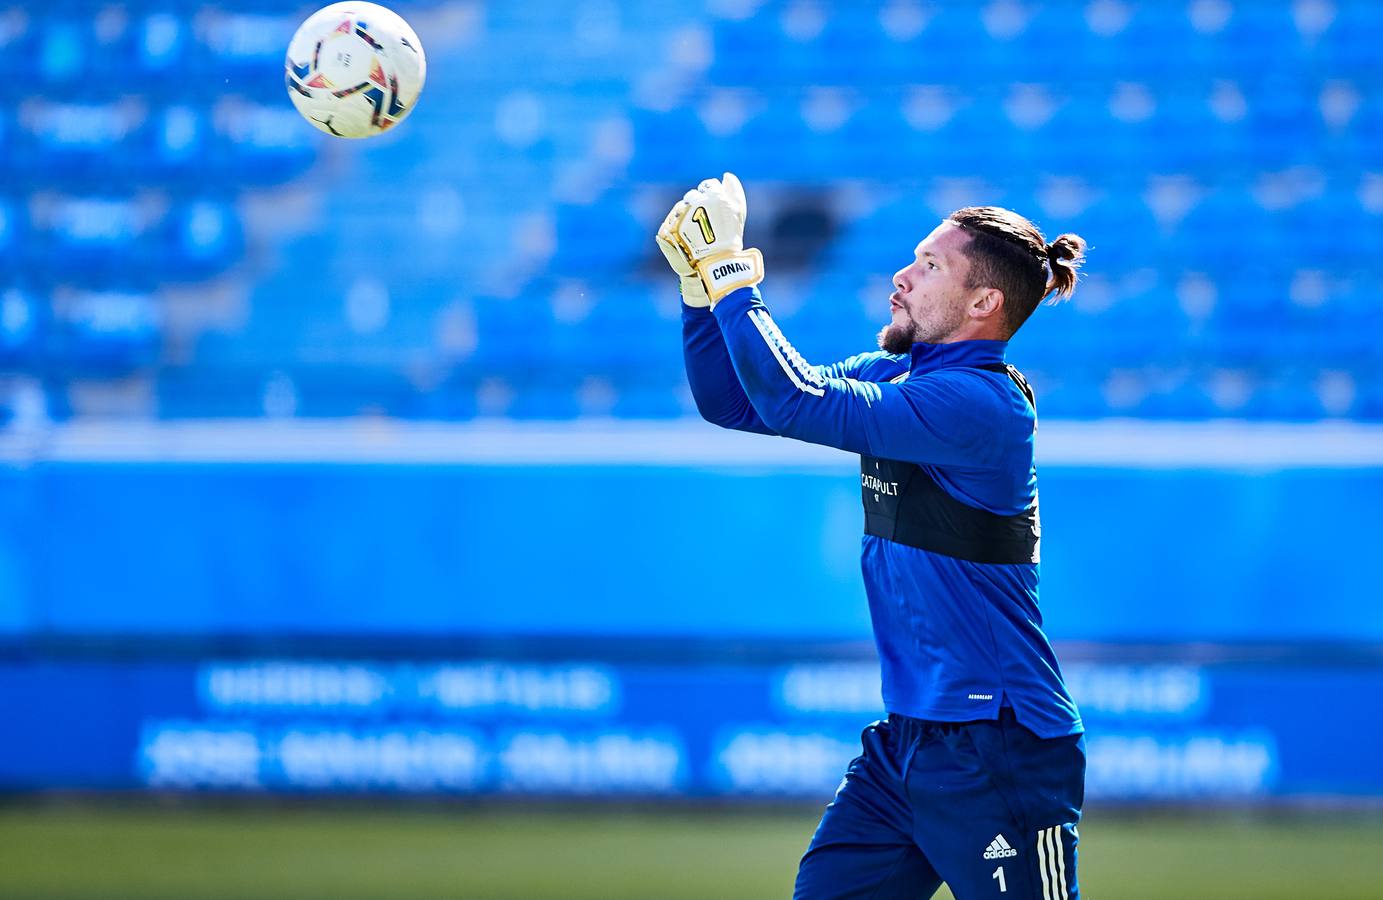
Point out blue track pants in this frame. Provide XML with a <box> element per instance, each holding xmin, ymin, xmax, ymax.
<box><xmin>794</xmin><ymin>709</ymin><xmax>1085</xmax><ymax>900</ymax></box>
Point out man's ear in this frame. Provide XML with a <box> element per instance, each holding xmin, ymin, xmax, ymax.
<box><xmin>971</xmin><ymin>287</ymin><xmax>1005</xmax><ymax>320</ymax></box>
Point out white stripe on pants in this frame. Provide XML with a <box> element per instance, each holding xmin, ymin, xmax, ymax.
<box><xmin>1036</xmin><ymin>825</ymin><xmax>1069</xmax><ymax>899</ymax></box>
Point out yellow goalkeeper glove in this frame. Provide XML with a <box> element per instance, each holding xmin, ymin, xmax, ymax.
<box><xmin>655</xmin><ymin>198</ymin><xmax>712</xmax><ymax>308</ymax></box>
<box><xmin>656</xmin><ymin>172</ymin><xmax>764</xmax><ymax>308</ymax></box>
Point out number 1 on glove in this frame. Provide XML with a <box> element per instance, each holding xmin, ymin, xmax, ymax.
<box><xmin>671</xmin><ymin>173</ymin><xmax>764</xmax><ymax>305</ymax></box>
<box><xmin>691</xmin><ymin>206</ymin><xmax>716</xmax><ymax>244</ymax></box>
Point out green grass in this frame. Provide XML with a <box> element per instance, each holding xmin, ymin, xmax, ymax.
<box><xmin>2</xmin><ymin>802</ymin><xmax>1381</xmax><ymax>899</ymax></box>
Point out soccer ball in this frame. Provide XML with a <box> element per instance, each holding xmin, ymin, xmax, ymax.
<box><xmin>285</xmin><ymin>2</ymin><xmax>426</xmax><ymax>139</ymax></box>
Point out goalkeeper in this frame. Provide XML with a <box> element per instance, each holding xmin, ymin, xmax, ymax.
<box><xmin>658</xmin><ymin>174</ymin><xmax>1088</xmax><ymax>900</ymax></box>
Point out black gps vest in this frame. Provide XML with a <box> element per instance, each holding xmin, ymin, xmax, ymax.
<box><xmin>860</xmin><ymin>364</ymin><xmax>1040</xmax><ymax>565</ymax></box>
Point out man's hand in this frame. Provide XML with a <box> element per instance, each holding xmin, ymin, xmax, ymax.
<box><xmin>655</xmin><ymin>199</ymin><xmax>711</xmax><ymax>308</ymax></box>
<box><xmin>656</xmin><ymin>172</ymin><xmax>764</xmax><ymax>307</ymax></box>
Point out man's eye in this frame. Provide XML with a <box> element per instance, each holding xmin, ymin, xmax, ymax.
<box><xmin>927</xmin><ymin>261</ymin><xmax>938</xmax><ymax>270</ymax></box>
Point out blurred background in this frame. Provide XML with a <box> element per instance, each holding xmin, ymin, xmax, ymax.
<box><xmin>1</xmin><ymin>0</ymin><xmax>1381</xmax><ymax>897</ymax></box>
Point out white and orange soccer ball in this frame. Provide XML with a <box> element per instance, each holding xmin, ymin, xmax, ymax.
<box><xmin>285</xmin><ymin>2</ymin><xmax>426</xmax><ymax>139</ymax></box>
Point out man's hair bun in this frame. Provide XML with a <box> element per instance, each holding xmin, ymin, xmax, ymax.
<box><xmin>1045</xmin><ymin>234</ymin><xmax>1087</xmax><ymax>299</ymax></box>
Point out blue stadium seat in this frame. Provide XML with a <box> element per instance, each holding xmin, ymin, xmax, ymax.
<box><xmin>186</xmin><ymin>8</ymin><xmax>299</xmax><ymax>92</ymax></box>
<box><xmin>48</xmin><ymin>288</ymin><xmax>162</xmax><ymax>374</ymax></box>
<box><xmin>0</xmin><ymin>196</ymin><xmax>18</xmax><ymax>261</ymax></box>
<box><xmin>154</xmin><ymin>365</ymin><xmax>255</xmax><ymax>418</ymax></box>
<box><xmin>1316</xmin><ymin>0</ymin><xmax>1382</xmax><ymax>72</ymax></box>
<box><xmin>34</xmin><ymin>17</ymin><xmax>88</xmax><ymax>91</ymax></box>
<box><xmin>29</xmin><ymin>196</ymin><xmax>158</xmax><ymax>284</ymax></box>
<box><xmin>0</xmin><ymin>287</ymin><xmax>44</xmax><ymax>368</ymax></box>
<box><xmin>132</xmin><ymin>7</ymin><xmax>190</xmax><ymax>85</ymax></box>
<box><xmin>610</xmin><ymin>380</ymin><xmax>687</xmax><ymax>419</ymax></box>
<box><xmin>142</xmin><ymin>104</ymin><xmax>213</xmax><ymax>185</ymax></box>
<box><xmin>1358</xmin><ymin>375</ymin><xmax>1383</xmax><ymax>421</ymax></box>
<box><xmin>11</xmin><ymin>99</ymin><xmax>147</xmax><ymax>188</ymax></box>
<box><xmin>162</xmin><ymin>199</ymin><xmax>245</xmax><ymax>280</ymax></box>
<box><xmin>207</xmin><ymin>100</ymin><xmax>317</xmax><ymax>185</ymax></box>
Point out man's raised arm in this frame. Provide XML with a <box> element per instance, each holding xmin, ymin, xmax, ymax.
<box><xmin>681</xmin><ymin>301</ymin><xmax>775</xmax><ymax>434</ymax></box>
<box><xmin>714</xmin><ymin>287</ymin><xmax>1012</xmax><ymax>467</ymax></box>
<box><xmin>660</xmin><ymin>173</ymin><xmax>1010</xmax><ymax>468</ymax></box>
<box><xmin>657</xmin><ymin>174</ymin><xmax>885</xmax><ymax>438</ymax></box>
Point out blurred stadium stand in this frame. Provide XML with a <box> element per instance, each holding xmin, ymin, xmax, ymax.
<box><xmin>3</xmin><ymin>0</ymin><xmax>1383</xmax><ymax>808</ymax></box>
<box><xmin>0</xmin><ymin>0</ymin><xmax>1380</xmax><ymax>424</ymax></box>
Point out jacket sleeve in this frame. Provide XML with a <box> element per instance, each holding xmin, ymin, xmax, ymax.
<box><xmin>683</xmin><ymin>301</ymin><xmax>777</xmax><ymax>434</ymax></box>
<box><xmin>710</xmin><ymin>287</ymin><xmax>1012</xmax><ymax>467</ymax></box>
<box><xmin>682</xmin><ymin>301</ymin><xmax>883</xmax><ymax>435</ymax></box>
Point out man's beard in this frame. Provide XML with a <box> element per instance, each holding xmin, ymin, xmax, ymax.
<box><xmin>878</xmin><ymin>303</ymin><xmax>966</xmax><ymax>353</ymax></box>
<box><xmin>877</xmin><ymin>321</ymin><xmax>915</xmax><ymax>355</ymax></box>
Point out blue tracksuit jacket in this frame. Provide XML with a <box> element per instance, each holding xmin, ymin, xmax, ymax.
<box><xmin>685</xmin><ymin>287</ymin><xmax>1082</xmax><ymax>739</ymax></box>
